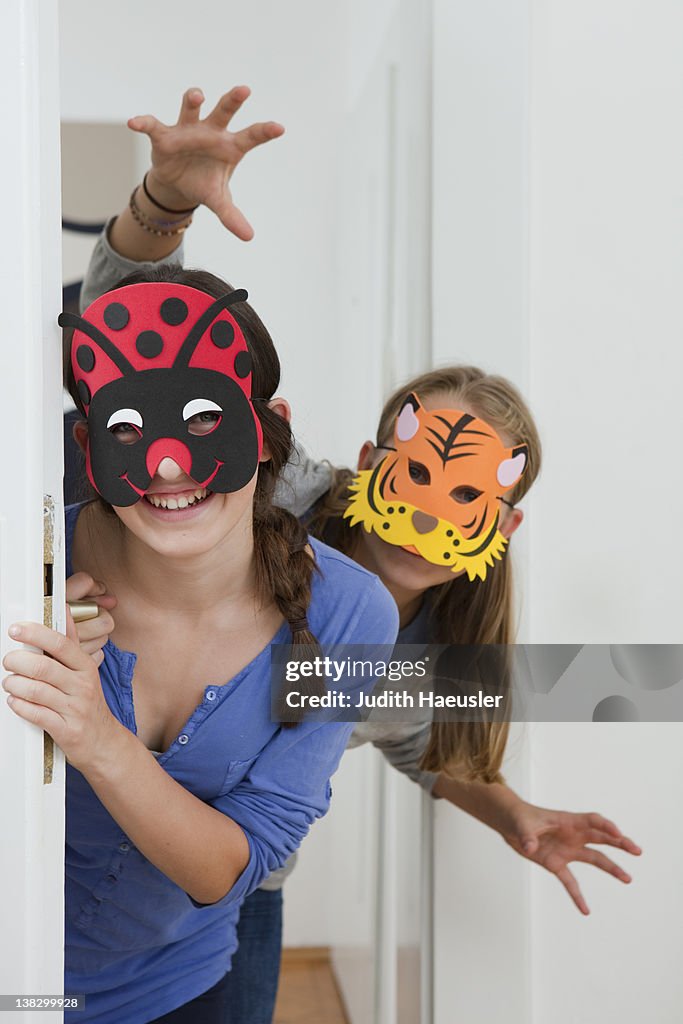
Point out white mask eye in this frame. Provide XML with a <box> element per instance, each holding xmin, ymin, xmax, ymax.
<box><xmin>182</xmin><ymin>398</ymin><xmax>223</xmax><ymax>421</ymax></box>
<box><xmin>107</xmin><ymin>408</ymin><xmax>143</xmax><ymax>430</ymax></box>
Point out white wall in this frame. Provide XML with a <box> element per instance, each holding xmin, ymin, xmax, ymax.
<box><xmin>528</xmin><ymin>0</ymin><xmax>683</xmax><ymax>643</ymax></box>
<box><xmin>431</xmin><ymin>1</ymin><xmax>683</xmax><ymax>1022</ymax></box>
<box><xmin>529</xmin><ymin>724</ymin><xmax>683</xmax><ymax>1024</ymax></box>
<box><xmin>527</xmin><ymin>3</ymin><xmax>683</xmax><ymax>1022</ymax></box>
<box><xmin>432</xmin><ymin>0</ymin><xmax>530</xmax><ymax>388</ymax></box>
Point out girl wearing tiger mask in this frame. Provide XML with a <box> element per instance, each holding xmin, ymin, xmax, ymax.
<box><xmin>307</xmin><ymin>365</ymin><xmax>535</xmax><ymax>778</ymax></box>
<box><xmin>71</xmin><ymin>85</ymin><xmax>641</xmax><ymax>1024</ymax></box>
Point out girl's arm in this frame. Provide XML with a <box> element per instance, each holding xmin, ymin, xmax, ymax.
<box><xmin>3</xmin><ymin>575</ymin><xmax>399</xmax><ymax>908</ymax></box>
<box><xmin>78</xmin><ymin>214</ymin><xmax>185</xmax><ymax>311</ymax></box>
<box><xmin>2</xmin><ymin>620</ymin><xmax>248</xmax><ymax>904</ymax></box>
<box><xmin>96</xmin><ymin>86</ymin><xmax>282</xmax><ymax>263</ymax></box>
<box><xmin>273</xmin><ymin>447</ymin><xmax>333</xmax><ymax>517</ymax></box>
<box><xmin>86</xmin><ymin>728</ymin><xmax>250</xmax><ymax>906</ymax></box>
<box><xmin>354</xmin><ymin>720</ymin><xmax>438</xmax><ymax>792</ymax></box>
<box><xmin>78</xmin><ymin>86</ymin><xmax>283</xmax><ymax>310</ymax></box>
<box><xmin>357</xmin><ymin>719</ymin><xmax>641</xmax><ymax>914</ymax></box>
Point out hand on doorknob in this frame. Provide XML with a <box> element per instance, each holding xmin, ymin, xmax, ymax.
<box><xmin>66</xmin><ymin>573</ymin><xmax>117</xmax><ymax>668</ymax></box>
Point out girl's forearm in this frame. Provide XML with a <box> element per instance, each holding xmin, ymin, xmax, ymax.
<box><xmin>83</xmin><ymin>725</ymin><xmax>249</xmax><ymax>904</ymax></box>
<box><xmin>432</xmin><ymin>773</ymin><xmax>524</xmax><ymax>835</ymax></box>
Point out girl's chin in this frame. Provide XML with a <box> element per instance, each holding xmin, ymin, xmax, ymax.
<box><xmin>378</xmin><ymin>541</ymin><xmax>455</xmax><ymax>586</ymax></box>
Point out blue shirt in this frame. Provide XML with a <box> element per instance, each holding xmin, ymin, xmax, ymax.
<box><xmin>63</xmin><ymin>504</ymin><xmax>398</xmax><ymax>1023</ymax></box>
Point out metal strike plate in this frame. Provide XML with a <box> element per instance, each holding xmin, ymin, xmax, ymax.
<box><xmin>43</xmin><ymin>496</ymin><xmax>54</xmax><ymax>784</ymax></box>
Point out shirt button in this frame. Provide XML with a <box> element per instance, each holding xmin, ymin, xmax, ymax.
<box><xmin>119</xmin><ymin>842</ymin><xmax>130</xmax><ymax>853</ymax></box>
<box><xmin>178</xmin><ymin>734</ymin><xmax>189</xmax><ymax>745</ymax></box>
<box><xmin>206</xmin><ymin>689</ymin><xmax>216</xmax><ymax>701</ymax></box>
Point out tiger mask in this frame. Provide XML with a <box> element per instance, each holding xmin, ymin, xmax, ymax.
<box><xmin>344</xmin><ymin>393</ymin><xmax>528</xmax><ymax>581</ymax></box>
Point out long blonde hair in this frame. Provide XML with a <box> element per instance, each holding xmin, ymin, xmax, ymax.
<box><xmin>308</xmin><ymin>366</ymin><xmax>542</xmax><ymax>782</ymax></box>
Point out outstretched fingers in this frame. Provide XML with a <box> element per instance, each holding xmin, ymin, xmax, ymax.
<box><xmin>177</xmin><ymin>87</ymin><xmax>205</xmax><ymax>125</ymax></box>
<box><xmin>577</xmin><ymin>848</ymin><xmax>632</xmax><ymax>883</ymax></box>
<box><xmin>586</xmin><ymin>812</ymin><xmax>623</xmax><ymax>835</ymax></box>
<box><xmin>233</xmin><ymin>121</ymin><xmax>285</xmax><ymax>156</ymax></box>
<box><xmin>206</xmin><ymin>85</ymin><xmax>252</xmax><ymax>130</ymax></box>
<box><xmin>213</xmin><ymin>196</ymin><xmax>254</xmax><ymax>241</ymax></box>
<box><xmin>556</xmin><ymin>866</ymin><xmax>590</xmax><ymax>915</ymax></box>
<box><xmin>585</xmin><ymin>828</ymin><xmax>642</xmax><ymax>855</ymax></box>
<box><xmin>127</xmin><ymin>113</ymin><xmax>166</xmax><ymax>141</ymax></box>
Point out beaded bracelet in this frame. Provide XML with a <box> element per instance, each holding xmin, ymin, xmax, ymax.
<box><xmin>131</xmin><ymin>185</ymin><xmax>191</xmax><ymax>226</ymax></box>
<box><xmin>129</xmin><ymin>187</ymin><xmax>193</xmax><ymax>237</ymax></box>
<box><xmin>142</xmin><ymin>172</ymin><xmax>198</xmax><ymax>215</ymax></box>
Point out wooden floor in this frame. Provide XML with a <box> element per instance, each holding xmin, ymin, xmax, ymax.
<box><xmin>274</xmin><ymin>947</ymin><xmax>349</xmax><ymax>1024</ymax></box>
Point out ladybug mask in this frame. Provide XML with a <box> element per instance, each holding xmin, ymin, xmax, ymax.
<box><xmin>60</xmin><ymin>282</ymin><xmax>263</xmax><ymax>507</ymax></box>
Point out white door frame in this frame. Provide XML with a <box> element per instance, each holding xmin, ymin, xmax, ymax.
<box><xmin>0</xmin><ymin>1</ymin><xmax>65</xmax><ymax>1019</ymax></box>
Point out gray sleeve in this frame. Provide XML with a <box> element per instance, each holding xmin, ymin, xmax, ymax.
<box><xmin>257</xmin><ymin>851</ymin><xmax>298</xmax><ymax>891</ymax></box>
<box><xmin>347</xmin><ymin>721</ymin><xmax>439</xmax><ymax>794</ymax></box>
<box><xmin>273</xmin><ymin>445</ymin><xmax>333</xmax><ymax>518</ymax></box>
<box><xmin>79</xmin><ymin>217</ymin><xmax>185</xmax><ymax>312</ymax></box>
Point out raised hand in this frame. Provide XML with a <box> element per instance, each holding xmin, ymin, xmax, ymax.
<box><xmin>129</xmin><ymin>86</ymin><xmax>285</xmax><ymax>240</ymax></box>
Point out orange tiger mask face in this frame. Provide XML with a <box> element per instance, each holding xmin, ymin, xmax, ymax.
<box><xmin>344</xmin><ymin>394</ymin><xmax>528</xmax><ymax>581</ymax></box>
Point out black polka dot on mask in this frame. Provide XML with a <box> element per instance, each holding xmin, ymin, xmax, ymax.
<box><xmin>103</xmin><ymin>302</ymin><xmax>129</xmax><ymax>330</ymax></box>
<box><xmin>76</xmin><ymin>345</ymin><xmax>95</xmax><ymax>372</ymax></box>
<box><xmin>211</xmin><ymin>321</ymin><xmax>235</xmax><ymax>348</ymax></box>
<box><xmin>77</xmin><ymin>379</ymin><xmax>91</xmax><ymax>406</ymax></box>
<box><xmin>160</xmin><ymin>297</ymin><xmax>189</xmax><ymax>326</ymax></box>
<box><xmin>234</xmin><ymin>351</ymin><xmax>252</xmax><ymax>378</ymax></box>
<box><xmin>136</xmin><ymin>331</ymin><xmax>164</xmax><ymax>359</ymax></box>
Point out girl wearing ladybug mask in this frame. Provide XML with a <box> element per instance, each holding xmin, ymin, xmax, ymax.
<box><xmin>2</xmin><ymin>123</ymin><xmax>401</xmax><ymax>1024</ymax></box>
<box><xmin>69</xmin><ymin>87</ymin><xmax>641</xmax><ymax>1024</ymax></box>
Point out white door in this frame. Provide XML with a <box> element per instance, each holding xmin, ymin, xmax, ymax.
<box><xmin>331</xmin><ymin>2</ymin><xmax>434</xmax><ymax>1022</ymax></box>
<box><xmin>0</xmin><ymin>1</ymin><xmax>66</xmax><ymax>1021</ymax></box>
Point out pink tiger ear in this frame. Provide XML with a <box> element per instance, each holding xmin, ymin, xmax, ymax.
<box><xmin>497</xmin><ymin>447</ymin><xmax>528</xmax><ymax>488</ymax></box>
<box><xmin>396</xmin><ymin>393</ymin><xmax>423</xmax><ymax>442</ymax></box>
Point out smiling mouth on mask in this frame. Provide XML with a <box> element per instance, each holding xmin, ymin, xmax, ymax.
<box><xmin>143</xmin><ymin>486</ymin><xmax>212</xmax><ymax>510</ymax></box>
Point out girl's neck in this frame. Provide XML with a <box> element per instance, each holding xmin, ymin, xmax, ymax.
<box><xmin>351</xmin><ymin>534</ymin><xmax>425</xmax><ymax>630</ymax></box>
<box><xmin>95</xmin><ymin>505</ymin><xmax>259</xmax><ymax>615</ymax></box>
<box><xmin>389</xmin><ymin>589</ymin><xmax>424</xmax><ymax>631</ymax></box>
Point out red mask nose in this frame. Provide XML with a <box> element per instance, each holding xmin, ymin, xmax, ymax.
<box><xmin>146</xmin><ymin>438</ymin><xmax>193</xmax><ymax>479</ymax></box>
